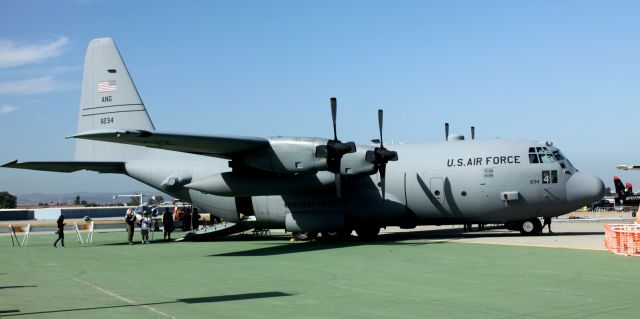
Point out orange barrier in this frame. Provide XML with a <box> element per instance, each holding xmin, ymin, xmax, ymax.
<box><xmin>604</xmin><ymin>224</ymin><xmax>640</xmax><ymax>256</ymax></box>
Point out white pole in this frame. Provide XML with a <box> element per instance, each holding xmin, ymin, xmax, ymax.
<box><xmin>85</xmin><ymin>221</ymin><xmax>94</xmax><ymax>244</ymax></box>
<box><xmin>8</xmin><ymin>225</ymin><xmax>18</xmax><ymax>247</ymax></box>
<box><xmin>74</xmin><ymin>223</ymin><xmax>84</xmax><ymax>244</ymax></box>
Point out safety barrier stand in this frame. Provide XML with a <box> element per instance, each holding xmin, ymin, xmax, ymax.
<box><xmin>8</xmin><ymin>225</ymin><xmax>20</xmax><ymax>247</ymax></box>
<box><xmin>74</xmin><ymin>223</ymin><xmax>84</xmax><ymax>244</ymax></box>
<box><xmin>20</xmin><ymin>224</ymin><xmax>31</xmax><ymax>247</ymax></box>
<box><xmin>85</xmin><ymin>221</ymin><xmax>94</xmax><ymax>244</ymax></box>
<box><xmin>604</xmin><ymin>223</ymin><xmax>640</xmax><ymax>256</ymax></box>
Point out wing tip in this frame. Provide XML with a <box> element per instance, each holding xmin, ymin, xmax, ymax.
<box><xmin>1</xmin><ymin>160</ymin><xmax>18</xmax><ymax>168</ymax></box>
<box><xmin>616</xmin><ymin>165</ymin><xmax>640</xmax><ymax>170</ymax></box>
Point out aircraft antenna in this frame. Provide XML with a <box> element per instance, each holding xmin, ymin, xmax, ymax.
<box><xmin>471</xmin><ymin>126</ymin><xmax>475</xmax><ymax>140</ymax></box>
<box><xmin>445</xmin><ymin>123</ymin><xmax>449</xmax><ymax>141</ymax></box>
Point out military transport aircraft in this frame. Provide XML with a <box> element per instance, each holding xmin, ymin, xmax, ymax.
<box><xmin>2</xmin><ymin>38</ymin><xmax>605</xmax><ymax>239</ymax></box>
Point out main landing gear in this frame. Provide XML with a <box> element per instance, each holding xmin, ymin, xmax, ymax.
<box><xmin>291</xmin><ymin>232</ymin><xmax>317</xmax><ymax>241</ymax></box>
<box><xmin>518</xmin><ymin>218</ymin><xmax>542</xmax><ymax>235</ymax></box>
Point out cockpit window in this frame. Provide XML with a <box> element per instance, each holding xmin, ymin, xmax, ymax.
<box><xmin>552</xmin><ymin>150</ymin><xmax>564</xmax><ymax>161</ymax></box>
<box><xmin>528</xmin><ymin>146</ymin><xmax>556</xmax><ymax>164</ymax></box>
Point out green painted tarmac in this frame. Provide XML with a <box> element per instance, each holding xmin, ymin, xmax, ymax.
<box><xmin>1</xmin><ymin>230</ymin><xmax>639</xmax><ymax>319</ymax></box>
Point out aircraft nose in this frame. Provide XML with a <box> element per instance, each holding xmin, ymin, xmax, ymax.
<box><xmin>566</xmin><ymin>172</ymin><xmax>605</xmax><ymax>204</ymax></box>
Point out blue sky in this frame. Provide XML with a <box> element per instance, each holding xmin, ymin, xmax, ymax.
<box><xmin>1</xmin><ymin>0</ymin><xmax>639</xmax><ymax>195</ymax></box>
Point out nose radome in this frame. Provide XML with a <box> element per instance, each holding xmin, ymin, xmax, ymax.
<box><xmin>566</xmin><ymin>172</ymin><xmax>605</xmax><ymax>204</ymax></box>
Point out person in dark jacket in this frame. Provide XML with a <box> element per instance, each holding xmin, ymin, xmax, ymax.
<box><xmin>162</xmin><ymin>207</ymin><xmax>174</xmax><ymax>240</ymax></box>
<box><xmin>192</xmin><ymin>207</ymin><xmax>200</xmax><ymax>231</ymax></box>
<box><xmin>125</xmin><ymin>208</ymin><xmax>136</xmax><ymax>244</ymax></box>
<box><xmin>183</xmin><ymin>209</ymin><xmax>191</xmax><ymax>231</ymax></box>
<box><xmin>542</xmin><ymin>217</ymin><xmax>553</xmax><ymax>233</ymax></box>
<box><xmin>54</xmin><ymin>214</ymin><xmax>65</xmax><ymax>247</ymax></box>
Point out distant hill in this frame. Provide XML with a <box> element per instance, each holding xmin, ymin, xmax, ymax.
<box><xmin>17</xmin><ymin>192</ymin><xmax>174</xmax><ymax>206</ymax></box>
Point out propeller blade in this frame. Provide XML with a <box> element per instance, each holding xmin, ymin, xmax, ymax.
<box><xmin>378</xmin><ymin>109</ymin><xmax>384</xmax><ymax>148</ymax></box>
<box><xmin>331</xmin><ymin>97</ymin><xmax>337</xmax><ymax>141</ymax></box>
<box><xmin>335</xmin><ymin>172</ymin><xmax>342</xmax><ymax>199</ymax></box>
<box><xmin>380</xmin><ymin>164</ymin><xmax>386</xmax><ymax>201</ymax></box>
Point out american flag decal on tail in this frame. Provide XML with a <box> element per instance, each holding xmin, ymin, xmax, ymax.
<box><xmin>97</xmin><ymin>80</ymin><xmax>117</xmax><ymax>93</ymax></box>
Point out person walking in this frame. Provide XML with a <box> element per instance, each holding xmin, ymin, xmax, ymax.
<box><xmin>53</xmin><ymin>214</ymin><xmax>65</xmax><ymax>247</ymax></box>
<box><xmin>140</xmin><ymin>212</ymin><xmax>152</xmax><ymax>244</ymax></box>
<box><xmin>162</xmin><ymin>207</ymin><xmax>174</xmax><ymax>240</ymax></box>
<box><xmin>125</xmin><ymin>208</ymin><xmax>136</xmax><ymax>244</ymax></box>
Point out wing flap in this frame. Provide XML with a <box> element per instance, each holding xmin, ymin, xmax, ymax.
<box><xmin>69</xmin><ymin>129</ymin><xmax>270</xmax><ymax>158</ymax></box>
<box><xmin>2</xmin><ymin>160</ymin><xmax>125</xmax><ymax>174</ymax></box>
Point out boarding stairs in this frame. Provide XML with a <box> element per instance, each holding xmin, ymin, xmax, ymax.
<box><xmin>181</xmin><ymin>216</ymin><xmax>257</xmax><ymax>241</ymax></box>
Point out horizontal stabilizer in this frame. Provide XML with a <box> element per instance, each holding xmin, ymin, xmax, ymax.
<box><xmin>69</xmin><ymin>129</ymin><xmax>270</xmax><ymax>159</ymax></box>
<box><xmin>2</xmin><ymin>160</ymin><xmax>125</xmax><ymax>174</ymax></box>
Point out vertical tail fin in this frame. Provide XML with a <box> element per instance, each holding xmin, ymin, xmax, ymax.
<box><xmin>613</xmin><ymin>176</ymin><xmax>626</xmax><ymax>204</ymax></box>
<box><xmin>74</xmin><ymin>37</ymin><xmax>155</xmax><ymax>161</ymax></box>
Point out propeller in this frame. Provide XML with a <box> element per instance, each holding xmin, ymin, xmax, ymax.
<box><xmin>365</xmin><ymin>109</ymin><xmax>398</xmax><ymax>201</ymax></box>
<box><xmin>315</xmin><ymin>97</ymin><xmax>356</xmax><ymax>198</ymax></box>
<box><xmin>445</xmin><ymin>122</ymin><xmax>449</xmax><ymax>141</ymax></box>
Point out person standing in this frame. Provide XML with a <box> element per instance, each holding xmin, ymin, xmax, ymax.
<box><xmin>192</xmin><ymin>207</ymin><xmax>200</xmax><ymax>231</ymax></box>
<box><xmin>54</xmin><ymin>214</ymin><xmax>65</xmax><ymax>247</ymax></box>
<box><xmin>125</xmin><ymin>208</ymin><xmax>136</xmax><ymax>244</ymax></box>
<box><xmin>183</xmin><ymin>209</ymin><xmax>192</xmax><ymax>231</ymax></box>
<box><xmin>140</xmin><ymin>212</ymin><xmax>152</xmax><ymax>244</ymax></box>
<box><xmin>542</xmin><ymin>217</ymin><xmax>553</xmax><ymax>233</ymax></box>
<box><xmin>162</xmin><ymin>207</ymin><xmax>174</xmax><ymax>240</ymax></box>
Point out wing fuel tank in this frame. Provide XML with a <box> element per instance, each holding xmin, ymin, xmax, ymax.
<box><xmin>185</xmin><ymin>171</ymin><xmax>335</xmax><ymax>196</ymax></box>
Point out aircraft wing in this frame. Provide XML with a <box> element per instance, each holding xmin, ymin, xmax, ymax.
<box><xmin>1</xmin><ymin>160</ymin><xmax>125</xmax><ymax>173</ymax></box>
<box><xmin>616</xmin><ymin>165</ymin><xmax>640</xmax><ymax>170</ymax></box>
<box><xmin>69</xmin><ymin>129</ymin><xmax>271</xmax><ymax>159</ymax></box>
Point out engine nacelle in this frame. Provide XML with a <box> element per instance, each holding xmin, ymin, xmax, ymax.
<box><xmin>185</xmin><ymin>171</ymin><xmax>335</xmax><ymax>196</ymax></box>
<box><xmin>161</xmin><ymin>173</ymin><xmax>192</xmax><ymax>190</ymax></box>
<box><xmin>340</xmin><ymin>151</ymin><xmax>376</xmax><ymax>175</ymax></box>
<box><xmin>243</xmin><ymin>137</ymin><xmax>328</xmax><ymax>174</ymax></box>
<box><xmin>243</xmin><ymin>137</ymin><xmax>376</xmax><ymax>176</ymax></box>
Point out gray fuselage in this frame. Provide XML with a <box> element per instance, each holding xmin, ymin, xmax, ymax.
<box><xmin>124</xmin><ymin>137</ymin><xmax>604</xmax><ymax>233</ymax></box>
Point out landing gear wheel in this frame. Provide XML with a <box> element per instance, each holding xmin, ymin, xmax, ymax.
<box><xmin>519</xmin><ymin>218</ymin><xmax>542</xmax><ymax>235</ymax></box>
<box><xmin>355</xmin><ymin>226</ymin><xmax>380</xmax><ymax>241</ymax></box>
<box><xmin>292</xmin><ymin>232</ymin><xmax>317</xmax><ymax>241</ymax></box>
<box><xmin>321</xmin><ymin>230</ymin><xmax>352</xmax><ymax>241</ymax></box>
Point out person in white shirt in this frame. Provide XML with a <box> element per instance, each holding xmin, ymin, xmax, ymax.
<box><xmin>140</xmin><ymin>212</ymin><xmax>152</xmax><ymax>244</ymax></box>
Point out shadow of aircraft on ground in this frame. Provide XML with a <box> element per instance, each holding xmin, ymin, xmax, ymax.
<box><xmin>0</xmin><ymin>291</ymin><xmax>295</xmax><ymax>317</ymax></box>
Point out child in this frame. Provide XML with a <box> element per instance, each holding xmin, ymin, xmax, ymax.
<box><xmin>140</xmin><ymin>212</ymin><xmax>152</xmax><ymax>244</ymax></box>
